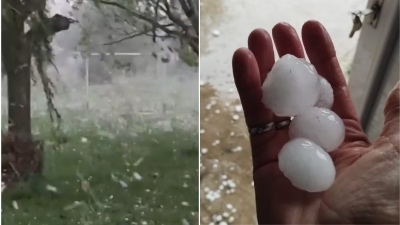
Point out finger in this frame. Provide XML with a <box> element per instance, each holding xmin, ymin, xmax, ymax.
<box><xmin>232</xmin><ymin>48</ymin><xmax>283</xmax><ymax>167</ymax></box>
<box><xmin>232</xmin><ymin>48</ymin><xmax>274</xmax><ymax>128</ymax></box>
<box><xmin>380</xmin><ymin>82</ymin><xmax>400</xmax><ymax>138</ymax></box>
<box><xmin>302</xmin><ymin>20</ymin><xmax>369</xmax><ymax>144</ymax></box>
<box><xmin>301</xmin><ymin>20</ymin><xmax>357</xmax><ymax>121</ymax></box>
<box><xmin>248</xmin><ymin>29</ymin><xmax>275</xmax><ymax>82</ymax></box>
<box><xmin>272</xmin><ymin>23</ymin><xmax>305</xmax><ymax>124</ymax></box>
<box><xmin>272</xmin><ymin>22</ymin><xmax>305</xmax><ymax>58</ymax></box>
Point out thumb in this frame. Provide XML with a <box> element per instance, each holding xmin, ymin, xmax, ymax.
<box><xmin>380</xmin><ymin>81</ymin><xmax>400</xmax><ymax>138</ymax></box>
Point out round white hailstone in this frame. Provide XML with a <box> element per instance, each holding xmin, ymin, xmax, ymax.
<box><xmin>234</xmin><ymin>105</ymin><xmax>242</xmax><ymax>112</ymax></box>
<box><xmin>214</xmin><ymin>215</ymin><xmax>222</xmax><ymax>222</ymax></box>
<box><xmin>315</xmin><ymin>76</ymin><xmax>334</xmax><ymax>109</ymax></box>
<box><xmin>262</xmin><ymin>54</ymin><xmax>320</xmax><ymax>117</ymax></box>
<box><xmin>212</xmin><ymin>29</ymin><xmax>220</xmax><ymax>37</ymax></box>
<box><xmin>289</xmin><ymin>107</ymin><xmax>345</xmax><ymax>152</ymax></box>
<box><xmin>278</xmin><ymin>138</ymin><xmax>336</xmax><ymax>192</ymax></box>
<box><xmin>212</xmin><ymin>140</ymin><xmax>220</xmax><ymax>146</ymax></box>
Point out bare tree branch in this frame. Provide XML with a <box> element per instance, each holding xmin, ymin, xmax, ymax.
<box><xmin>153</xmin><ymin>0</ymin><xmax>161</xmax><ymax>42</ymax></box>
<box><xmin>100</xmin><ymin>1</ymin><xmax>187</xmax><ymax>36</ymax></box>
<box><xmin>159</xmin><ymin>0</ymin><xmax>189</xmax><ymax>33</ymax></box>
<box><xmin>103</xmin><ymin>29</ymin><xmax>150</xmax><ymax>45</ymax></box>
<box><xmin>98</xmin><ymin>0</ymin><xmax>198</xmax><ymax>55</ymax></box>
<box><xmin>185</xmin><ymin>0</ymin><xmax>199</xmax><ymax>35</ymax></box>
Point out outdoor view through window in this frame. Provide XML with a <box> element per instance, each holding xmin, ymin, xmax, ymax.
<box><xmin>1</xmin><ymin>0</ymin><xmax>199</xmax><ymax>224</ymax></box>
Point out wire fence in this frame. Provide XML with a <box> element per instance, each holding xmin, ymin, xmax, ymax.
<box><xmin>1</xmin><ymin>48</ymin><xmax>198</xmax><ymax>132</ymax></box>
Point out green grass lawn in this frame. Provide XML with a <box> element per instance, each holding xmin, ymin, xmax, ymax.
<box><xmin>2</xmin><ymin>117</ymin><xmax>198</xmax><ymax>225</ymax></box>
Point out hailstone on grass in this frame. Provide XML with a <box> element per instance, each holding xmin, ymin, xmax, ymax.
<box><xmin>315</xmin><ymin>76</ymin><xmax>334</xmax><ymax>109</ymax></box>
<box><xmin>289</xmin><ymin>107</ymin><xmax>345</xmax><ymax>152</ymax></box>
<box><xmin>262</xmin><ymin>54</ymin><xmax>320</xmax><ymax>117</ymax></box>
<box><xmin>278</xmin><ymin>138</ymin><xmax>336</xmax><ymax>192</ymax></box>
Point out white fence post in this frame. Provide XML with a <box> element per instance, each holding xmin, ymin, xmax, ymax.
<box><xmin>85</xmin><ymin>57</ymin><xmax>89</xmax><ymax>109</ymax></box>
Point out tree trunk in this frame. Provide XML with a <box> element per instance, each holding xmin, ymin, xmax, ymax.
<box><xmin>1</xmin><ymin>5</ymin><xmax>43</xmax><ymax>184</ymax></box>
<box><xmin>2</xmin><ymin>13</ymin><xmax>32</xmax><ymax>139</ymax></box>
<box><xmin>2</xmin><ymin>2</ymin><xmax>73</xmax><ymax>184</ymax></box>
<box><xmin>6</xmin><ymin>52</ymin><xmax>32</xmax><ymax>138</ymax></box>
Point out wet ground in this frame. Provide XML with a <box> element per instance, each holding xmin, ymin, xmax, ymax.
<box><xmin>200</xmin><ymin>84</ymin><xmax>256</xmax><ymax>224</ymax></box>
<box><xmin>200</xmin><ymin>0</ymin><xmax>366</xmax><ymax>224</ymax></box>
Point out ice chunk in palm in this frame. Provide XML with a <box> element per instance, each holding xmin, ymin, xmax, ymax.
<box><xmin>278</xmin><ymin>138</ymin><xmax>336</xmax><ymax>192</ymax></box>
<box><xmin>289</xmin><ymin>107</ymin><xmax>345</xmax><ymax>152</ymax></box>
<box><xmin>262</xmin><ymin>55</ymin><xmax>320</xmax><ymax>117</ymax></box>
<box><xmin>315</xmin><ymin>76</ymin><xmax>334</xmax><ymax>109</ymax></box>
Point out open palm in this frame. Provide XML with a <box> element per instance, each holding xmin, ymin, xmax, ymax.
<box><xmin>232</xmin><ymin>21</ymin><xmax>399</xmax><ymax>224</ymax></box>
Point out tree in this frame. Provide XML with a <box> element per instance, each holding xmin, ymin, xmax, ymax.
<box><xmin>96</xmin><ymin>0</ymin><xmax>199</xmax><ymax>56</ymax></box>
<box><xmin>2</xmin><ymin>0</ymin><xmax>75</xmax><ymax>180</ymax></box>
<box><xmin>2</xmin><ymin>1</ymin><xmax>75</xmax><ymax>137</ymax></box>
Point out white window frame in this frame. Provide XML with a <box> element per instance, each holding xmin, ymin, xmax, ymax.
<box><xmin>348</xmin><ymin>0</ymin><xmax>399</xmax><ymax>131</ymax></box>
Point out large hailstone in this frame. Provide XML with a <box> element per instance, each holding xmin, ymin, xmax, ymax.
<box><xmin>262</xmin><ymin>55</ymin><xmax>320</xmax><ymax>117</ymax></box>
<box><xmin>289</xmin><ymin>107</ymin><xmax>345</xmax><ymax>152</ymax></box>
<box><xmin>315</xmin><ymin>76</ymin><xmax>334</xmax><ymax>109</ymax></box>
<box><xmin>278</xmin><ymin>138</ymin><xmax>336</xmax><ymax>192</ymax></box>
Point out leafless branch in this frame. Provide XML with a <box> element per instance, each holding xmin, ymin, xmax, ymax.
<box><xmin>152</xmin><ymin>0</ymin><xmax>161</xmax><ymax>42</ymax></box>
<box><xmin>159</xmin><ymin>0</ymin><xmax>189</xmax><ymax>33</ymax></box>
<box><xmin>99</xmin><ymin>0</ymin><xmax>198</xmax><ymax>55</ymax></box>
<box><xmin>103</xmin><ymin>29</ymin><xmax>150</xmax><ymax>45</ymax></box>
<box><xmin>101</xmin><ymin>1</ymin><xmax>183</xmax><ymax>34</ymax></box>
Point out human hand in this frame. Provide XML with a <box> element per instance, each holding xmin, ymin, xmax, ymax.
<box><xmin>231</xmin><ymin>20</ymin><xmax>399</xmax><ymax>224</ymax></box>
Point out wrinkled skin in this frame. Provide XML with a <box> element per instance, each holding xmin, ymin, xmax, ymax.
<box><xmin>231</xmin><ymin>20</ymin><xmax>399</xmax><ymax>224</ymax></box>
